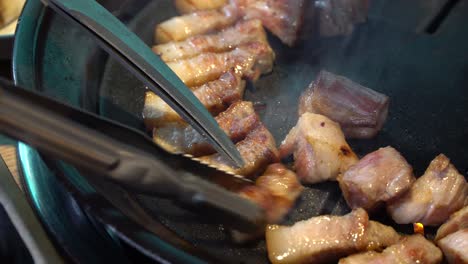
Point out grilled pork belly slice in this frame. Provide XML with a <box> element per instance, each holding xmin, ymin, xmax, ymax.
<box><xmin>155</xmin><ymin>4</ymin><xmax>239</xmax><ymax>43</ymax></box>
<box><xmin>153</xmin><ymin>19</ymin><xmax>267</xmax><ymax>62</ymax></box>
<box><xmin>317</xmin><ymin>0</ymin><xmax>370</xmax><ymax>37</ymax></box>
<box><xmin>232</xmin><ymin>0</ymin><xmax>306</xmax><ymax>46</ymax></box>
<box><xmin>175</xmin><ymin>0</ymin><xmax>227</xmax><ymax>14</ymax></box>
<box><xmin>233</xmin><ymin>164</ymin><xmax>303</xmax><ymax>242</ymax></box>
<box><xmin>298</xmin><ymin>70</ymin><xmax>389</xmax><ymax>139</ymax></box>
<box><xmin>279</xmin><ymin>113</ymin><xmax>358</xmax><ymax>184</ymax></box>
<box><xmin>143</xmin><ymin>69</ymin><xmax>245</xmax><ymax>129</ymax></box>
<box><xmin>339</xmin><ymin>234</ymin><xmax>443</xmax><ymax>264</ymax></box>
<box><xmin>266</xmin><ymin>208</ymin><xmax>400</xmax><ymax>264</ymax></box>
<box><xmin>199</xmin><ymin>123</ymin><xmax>279</xmax><ymax>177</ymax></box>
<box><xmin>338</xmin><ymin>146</ymin><xmax>415</xmax><ymax>211</ymax></box>
<box><xmin>388</xmin><ymin>154</ymin><xmax>468</xmax><ymax>226</ymax></box>
<box><xmin>153</xmin><ymin>101</ymin><xmax>259</xmax><ymax>156</ymax></box>
<box><xmin>437</xmin><ymin>229</ymin><xmax>468</xmax><ymax>264</ymax></box>
<box><xmin>435</xmin><ymin>206</ymin><xmax>468</xmax><ymax>241</ymax></box>
<box><xmin>167</xmin><ymin>41</ymin><xmax>275</xmax><ymax>86</ymax></box>
<box><xmin>239</xmin><ymin>163</ymin><xmax>303</xmax><ymax>222</ymax></box>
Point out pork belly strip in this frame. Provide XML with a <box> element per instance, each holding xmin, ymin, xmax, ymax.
<box><xmin>317</xmin><ymin>0</ymin><xmax>370</xmax><ymax>37</ymax></box>
<box><xmin>388</xmin><ymin>154</ymin><xmax>468</xmax><ymax>226</ymax></box>
<box><xmin>232</xmin><ymin>0</ymin><xmax>306</xmax><ymax>46</ymax></box>
<box><xmin>437</xmin><ymin>229</ymin><xmax>468</xmax><ymax>264</ymax></box>
<box><xmin>232</xmin><ymin>164</ymin><xmax>303</xmax><ymax>242</ymax></box>
<box><xmin>199</xmin><ymin>123</ymin><xmax>279</xmax><ymax>177</ymax></box>
<box><xmin>153</xmin><ymin>19</ymin><xmax>267</xmax><ymax>62</ymax></box>
<box><xmin>266</xmin><ymin>208</ymin><xmax>400</xmax><ymax>264</ymax></box>
<box><xmin>167</xmin><ymin>41</ymin><xmax>275</xmax><ymax>86</ymax></box>
<box><xmin>339</xmin><ymin>234</ymin><xmax>442</xmax><ymax>264</ymax></box>
<box><xmin>143</xmin><ymin>69</ymin><xmax>245</xmax><ymax>129</ymax></box>
<box><xmin>299</xmin><ymin>70</ymin><xmax>389</xmax><ymax>139</ymax></box>
<box><xmin>175</xmin><ymin>0</ymin><xmax>227</xmax><ymax>14</ymax></box>
<box><xmin>153</xmin><ymin>101</ymin><xmax>259</xmax><ymax>156</ymax></box>
<box><xmin>435</xmin><ymin>206</ymin><xmax>468</xmax><ymax>241</ymax></box>
<box><xmin>338</xmin><ymin>146</ymin><xmax>415</xmax><ymax>211</ymax></box>
<box><xmin>155</xmin><ymin>4</ymin><xmax>239</xmax><ymax>44</ymax></box>
<box><xmin>279</xmin><ymin>112</ymin><xmax>358</xmax><ymax>184</ymax></box>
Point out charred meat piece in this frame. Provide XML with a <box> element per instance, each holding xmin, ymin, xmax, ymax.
<box><xmin>435</xmin><ymin>206</ymin><xmax>468</xmax><ymax>241</ymax></box>
<box><xmin>232</xmin><ymin>0</ymin><xmax>306</xmax><ymax>46</ymax></box>
<box><xmin>437</xmin><ymin>229</ymin><xmax>468</xmax><ymax>264</ymax></box>
<box><xmin>155</xmin><ymin>4</ymin><xmax>239</xmax><ymax>43</ymax></box>
<box><xmin>153</xmin><ymin>101</ymin><xmax>260</xmax><ymax>156</ymax></box>
<box><xmin>233</xmin><ymin>163</ymin><xmax>303</xmax><ymax>242</ymax></box>
<box><xmin>316</xmin><ymin>0</ymin><xmax>370</xmax><ymax>37</ymax></box>
<box><xmin>175</xmin><ymin>0</ymin><xmax>227</xmax><ymax>14</ymax></box>
<box><xmin>199</xmin><ymin>123</ymin><xmax>280</xmax><ymax>177</ymax></box>
<box><xmin>279</xmin><ymin>112</ymin><xmax>358</xmax><ymax>184</ymax></box>
<box><xmin>388</xmin><ymin>154</ymin><xmax>468</xmax><ymax>226</ymax></box>
<box><xmin>339</xmin><ymin>235</ymin><xmax>442</xmax><ymax>264</ymax></box>
<box><xmin>298</xmin><ymin>70</ymin><xmax>389</xmax><ymax>139</ymax></box>
<box><xmin>143</xmin><ymin>69</ymin><xmax>245</xmax><ymax>129</ymax></box>
<box><xmin>266</xmin><ymin>208</ymin><xmax>400</xmax><ymax>264</ymax></box>
<box><xmin>338</xmin><ymin>146</ymin><xmax>415</xmax><ymax>211</ymax></box>
<box><xmin>167</xmin><ymin>41</ymin><xmax>275</xmax><ymax>86</ymax></box>
<box><xmin>153</xmin><ymin>19</ymin><xmax>267</xmax><ymax>62</ymax></box>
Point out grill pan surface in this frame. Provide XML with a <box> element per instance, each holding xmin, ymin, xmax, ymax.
<box><xmin>13</xmin><ymin>0</ymin><xmax>468</xmax><ymax>263</ymax></box>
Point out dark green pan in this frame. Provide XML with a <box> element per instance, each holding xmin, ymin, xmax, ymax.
<box><xmin>13</xmin><ymin>0</ymin><xmax>468</xmax><ymax>263</ymax></box>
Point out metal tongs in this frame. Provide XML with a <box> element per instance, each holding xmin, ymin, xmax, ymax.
<box><xmin>0</xmin><ymin>78</ymin><xmax>264</xmax><ymax>232</ymax></box>
<box><xmin>39</xmin><ymin>0</ymin><xmax>244</xmax><ymax>168</ymax></box>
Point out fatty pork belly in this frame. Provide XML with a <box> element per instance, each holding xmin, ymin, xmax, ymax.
<box><xmin>316</xmin><ymin>0</ymin><xmax>370</xmax><ymax>37</ymax></box>
<box><xmin>199</xmin><ymin>123</ymin><xmax>279</xmax><ymax>177</ymax></box>
<box><xmin>232</xmin><ymin>0</ymin><xmax>306</xmax><ymax>46</ymax></box>
<box><xmin>339</xmin><ymin>234</ymin><xmax>442</xmax><ymax>264</ymax></box>
<box><xmin>167</xmin><ymin>41</ymin><xmax>275</xmax><ymax>86</ymax></box>
<box><xmin>298</xmin><ymin>70</ymin><xmax>389</xmax><ymax>139</ymax></box>
<box><xmin>153</xmin><ymin>101</ymin><xmax>259</xmax><ymax>156</ymax></box>
<box><xmin>437</xmin><ymin>229</ymin><xmax>468</xmax><ymax>264</ymax></box>
<box><xmin>338</xmin><ymin>146</ymin><xmax>415</xmax><ymax>211</ymax></box>
<box><xmin>279</xmin><ymin>112</ymin><xmax>358</xmax><ymax>184</ymax></box>
<box><xmin>266</xmin><ymin>208</ymin><xmax>400</xmax><ymax>264</ymax></box>
<box><xmin>233</xmin><ymin>164</ymin><xmax>303</xmax><ymax>242</ymax></box>
<box><xmin>435</xmin><ymin>206</ymin><xmax>468</xmax><ymax>241</ymax></box>
<box><xmin>155</xmin><ymin>4</ymin><xmax>239</xmax><ymax>44</ymax></box>
<box><xmin>153</xmin><ymin>19</ymin><xmax>267</xmax><ymax>62</ymax></box>
<box><xmin>175</xmin><ymin>0</ymin><xmax>227</xmax><ymax>14</ymax></box>
<box><xmin>388</xmin><ymin>154</ymin><xmax>468</xmax><ymax>226</ymax></box>
<box><xmin>143</xmin><ymin>69</ymin><xmax>245</xmax><ymax>129</ymax></box>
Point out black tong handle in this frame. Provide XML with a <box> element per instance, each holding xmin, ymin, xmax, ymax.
<box><xmin>0</xmin><ymin>79</ymin><xmax>264</xmax><ymax>232</ymax></box>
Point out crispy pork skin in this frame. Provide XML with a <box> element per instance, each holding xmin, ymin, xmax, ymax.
<box><xmin>338</xmin><ymin>146</ymin><xmax>415</xmax><ymax>211</ymax></box>
<box><xmin>153</xmin><ymin>19</ymin><xmax>267</xmax><ymax>62</ymax></box>
<box><xmin>265</xmin><ymin>208</ymin><xmax>400</xmax><ymax>264</ymax></box>
<box><xmin>167</xmin><ymin>41</ymin><xmax>275</xmax><ymax>86</ymax></box>
<box><xmin>143</xmin><ymin>69</ymin><xmax>245</xmax><ymax>129</ymax></box>
<box><xmin>232</xmin><ymin>0</ymin><xmax>306</xmax><ymax>46</ymax></box>
<box><xmin>388</xmin><ymin>154</ymin><xmax>468</xmax><ymax>226</ymax></box>
<box><xmin>199</xmin><ymin>124</ymin><xmax>280</xmax><ymax>177</ymax></box>
<box><xmin>175</xmin><ymin>0</ymin><xmax>227</xmax><ymax>14</ymax></box>
<box><xmin>153</xmin><ymin>101</ymin><xmax>259</xmax><ymax>156</ymax></box>
<box><xmin>298</xmin><ymin>70</ymin><xmax>389</xmax><ymax>139</ymax></box>
<box><xmin>437</xmin><ymin>229</ymin><xmax>468</xmax><ymax>264</ymax></box>
<box><xmin>317</xmin><ymin>0</ymin><xmax>370</xmax><ymax>37</ymax></box>
<box><xmin>435</xmin><ymin>206</ymin><xmax>468</xmax><ymax>241</ymax></box>
<box><xmin>339</xmin><ymin>235</ymin><xmax>443</xmax><ymax>264</ymax></box>
<box><xmin>279</xmin><ymin>113</ymin><xmax>358</xmax><ymax>184</ymax></box>
<box><xmin>155</xmin><ymin>4</ymin><xmax>239</xmax><ymax>43</ymax></box>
